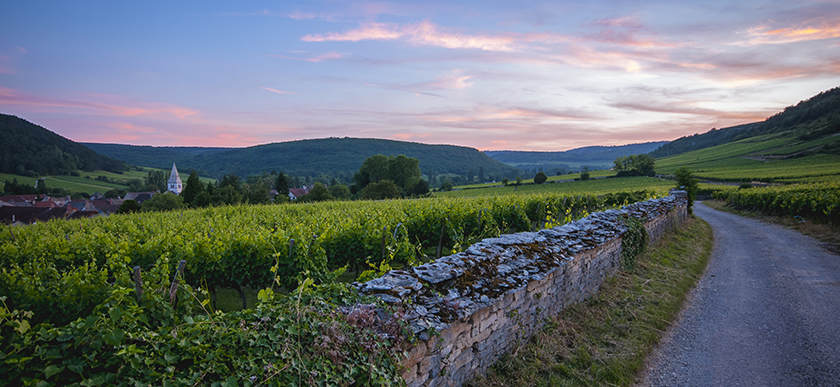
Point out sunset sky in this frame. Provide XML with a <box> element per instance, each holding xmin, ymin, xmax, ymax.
<box><xmin>1</xmin><ymin>1</ymin><xmax>839</xmax><ymax>151</ymax></box>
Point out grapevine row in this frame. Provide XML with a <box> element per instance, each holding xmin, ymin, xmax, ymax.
<box><xmin>713</xmin><ymin>182</ymin><xmax>840</xmax><ymax>225</ymax></box>
<box><xmin>0</xmin><ymin>191</ymin><xmax>658</xmax><ymax>325</ymax></box>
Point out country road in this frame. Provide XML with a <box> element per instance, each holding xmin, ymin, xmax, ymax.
<box><xmin>637</xmin><ymin>202</ymin><xmax>840</xmax><ymax>387</ymax></box>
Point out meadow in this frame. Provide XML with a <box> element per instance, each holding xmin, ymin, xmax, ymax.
<box><xmin>655</xmin><ymin>132</ymin><xmax>840</xmax><ymax>183</ymax></box>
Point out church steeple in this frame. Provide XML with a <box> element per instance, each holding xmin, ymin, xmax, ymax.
<box><xmin>167</xmin><ymin>163</ymin><xmax>182</xmax><ymax>194</ymax></box>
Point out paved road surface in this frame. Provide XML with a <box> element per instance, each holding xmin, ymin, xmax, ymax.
<box><xmin>638</xmin><ymin>202</ymin><xmax>840</xmax><ymax>386</ymax></box>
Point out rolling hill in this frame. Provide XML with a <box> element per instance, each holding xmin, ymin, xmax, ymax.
<box><xmin>654</xmin><ymin>86</ymin><xmax>840</xmax><ymax>183</ymax></box>
<box><xmin>85</xmin><ymin>138</ymin><xmax>520</xmax><ymax>180</ymax></box>
<box><xmin>651</xmin><ymin>86</ymin><xmax>840</xmax><ymax>158</ymax></box>
<box><xmin>0</xmin><ymin>113</ymin><xmax>127</xmax><ymax>175</ymax></box>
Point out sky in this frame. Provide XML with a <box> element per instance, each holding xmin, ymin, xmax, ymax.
<box><xmin>1</xmin><ymin>1</ymin><xmax>839</xmax><ymax>151</ymax></box>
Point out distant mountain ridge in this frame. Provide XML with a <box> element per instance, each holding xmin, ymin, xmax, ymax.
<box><xmin>485</xmin><ymin>141</ymin><xmax>667</xmax><ymax>171</ymax></box>
<box><xmin>85</xmin><ymin>138</ymin><xmax>520</xmax><ymax>179</ymax></box>
<box><xmin>0</xmin><ymin>113</ymin><xmax>127</xmax><ymax>175</ymax></box>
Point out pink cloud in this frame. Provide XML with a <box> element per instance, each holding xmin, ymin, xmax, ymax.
<box><xmin>105</xmin><ymin>121</ymin><xmax>157</xmax><ymax>133</ymax></box>
<box><xmin>302</xmin><ymin>21</ymin><xmax>518</xmax><ymax>51</ymax></box>
<box><xmin>269</xmin><ymin>52</ymin><xmax>344</xmax><ymax>62</ymax></box>
<box><xmin>302</xmin><ymin>22</ymin><xmax>404</xmax><ymax>42</ymax></box>
<box><xmin>259</xmin><ymin>87</ymin><xmax>296</xmax><ymax>95</ymax></box>
<box><xmin>745</xmin><ymin>18</ymin><xmax>840</xmax><ymax>45</ymax></box>
<box><xmin>0</xmin><ymin>87</ymin><xmax>199</xmax><ymax>119</ymax></box>
<box><xmin>392</xmin><ymin>132</ymin><xmax>430</xmax><ymax>140</ymax></box>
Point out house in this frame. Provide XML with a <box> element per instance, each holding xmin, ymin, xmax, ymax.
<box><xmin>167</xmin><ymin>163</ymin><xmax>182</xmax><ymax>194</ymax></box>
<box><xmin>123</xmin><ymin>192</ymin><xmax>157</xmax><ymax>204</ymax></box>
<box><xmin>91</xmin><ymin>198</ymin><xmax>124</xmax><ymax>214</ymax></box>
<box><xmin>66</xmin><ymin>200</ymin><xmax>92</xmax><ymax>212</ymax></box>
<box><xmin>0</xmin><ymin>194</ymin><xmax>40</xmax><ymax>204</ymax></box>
<box><xmin>33</xmin><ymin>201</ymin><xmax>58</xmax><ymax>208</ymax></box>
<box><xmin>0</xmin><ymin>206</ymin><xmax>67</xmax><ymax>225</ymax></box>
<box><xmin>288</xmin><ymin>186</ymin><xmax>311</xmax><ymax>201</ymax></box>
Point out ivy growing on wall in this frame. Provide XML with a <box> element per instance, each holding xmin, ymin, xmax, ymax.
<box><xmin>620</xmin><ymin>216</ymin><xmax>648</xmax><ymax>271</ymax></box>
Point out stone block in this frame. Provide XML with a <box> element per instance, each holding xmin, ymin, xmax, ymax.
<box><xmin>402</xmin><ymin>363</ymin><xmax>417</xmax><ymax>383</ymax></box>
<box><xmin>404</xmin><ymin>340</ymin><xmax>427</xmax><ymax>367</ymax></box>
<box><xmin>479</xmin><ymin>313</ymin><xmax>497</xmax><ymax>332</ymax></box>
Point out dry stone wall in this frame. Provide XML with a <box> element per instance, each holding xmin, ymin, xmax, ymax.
<box><xmin>357</xmin><ymin>191</ymin><xmax>689</xmax><ymax>387</ymax></box>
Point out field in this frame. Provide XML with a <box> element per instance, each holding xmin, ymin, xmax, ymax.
<box><xmin>655</xmin><ymin>132</ymin><xmax>840</xmax><ymax>183</ymax></box>
<box><xmin>1</xmin><ymin>167</ymin><xmax>215</xmax><ymax>195</ymax></box>
<box><xmin>452</xmin><ymin>170</ymin><xmax>616</xmax><ymax>190</ymax></box>
<box><xmin>440</xmin><ymin>176</ymin><xmax>674</xmax><ymax>197</ymax></box>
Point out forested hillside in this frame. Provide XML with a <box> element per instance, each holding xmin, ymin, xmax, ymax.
<box><xmin>0</xmin><ymin>114</ymin><xmax>127</xmax><ymax>175</ymax></box>
<box><xmin>486</xmin><ymin>141</ymin><xmax>666</xmax><ymax>172</ymax></box>
<box><xmin>81</xmin><ymin>143</ymin><xmax>228</xmax><ymax>173</ymax></box>
<box><xmin>651</xmin><ymin>86</ymin><xmax>840</xmax><ymax>158</ymax></box>
<box><xmin>86</xmin><ymin>137</ymin><xmax>520</xmax><ymax>180</ymax></box>
<box><xmin>648</xmin><ymin>123</ymin><xmax>758</xmax><ymax>158</ymax></box>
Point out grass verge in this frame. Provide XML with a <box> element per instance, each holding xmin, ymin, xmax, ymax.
<box><xmin>468</xmin><ymin>215</ymin><xmax>713</xmax><ymax>387</ymax></box>
<box><xmin>702</xmin><ymin>199</ymin><xmax>840</xmax><ymax>254</ymax></box>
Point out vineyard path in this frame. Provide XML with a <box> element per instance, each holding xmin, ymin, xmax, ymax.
<box><xmin>636</xmin><ymin>201</ymin><xmax>840</xmax><ymax>387</ymax></box>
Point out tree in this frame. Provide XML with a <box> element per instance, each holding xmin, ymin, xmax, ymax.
<box><xmin>534</xmin><ymin>171</ymin><xmax>547</xmax><ymax>184</ymax></box>
<box><xmin>141</xmin><ymin>192</ymin><xmax>184</xmax><ymax>212</ymax></box>
<box><xmin>145</xmin><ymin>170</ymin><xmax>166</xmax><ymax>192</ymax></box>
<box><xmin>353</xmin><ymin>154</ymin><xmax>390</xmax><ymax>189</ymax></box>
<box><xmin>192</xmin><ymin>190</ymin><xmax>212</xmax><ymax>208</ymax></box>
<box><xmin>353</xmin><ymin>154</ymin><xmax>422</xmax><ymax>195</ymax></box>
<box><xmin>328</xmin><ymin>184</ymin><xmax>351</xmax><ymax>199</ymax></box>
<box><xmin>478</xmin><ymin>167</ymin><xmax>485</xmax><ymax>183</ymax></box>
<box><xmin>117</xmin><ymin>199</ymin><xmax>141</xmax><ymax>214</ymax></box>
<box><xmin>580</xmin><ymin>171</ymin><xmax>590</xmax><ymax>180</ymax></box>
<box><xmin>181</xmin><ymin>170</ymin><xmax>203</xmax><ymax>206</ymax></box>
<box><xmin>218</xmin><ymin>174</ymin><xmax>241</xmax><ymax>191</ymax></box>
<box><xmin>411</xmin><ymin>179</ymin><xmax>430</xmax><ymax>196</ymax></box>
<box><xmin>246</xmin><ymin>180</ymin><xmax>271</xmax><ymax>204</ymax></box>
<box><xmin>362</xmin><ymin>180</ymin><xmax>401</xmax><ymax>200</ymax></box>
<box><xmin>305</xmin><ymin>183</ymin><xmax>333</xmax><ymax>202</ymax></box>
<box><xmin>212</xmin><ymin>185</ymin><xmax>243</xmax><ymax>206</ymax></box>
<box><xmin>104</xmin><ymin>189</ymin><xmax>124</xmax><ymax>199</ymax></box>
<box><xmin>502</xmin><ymin>178</ymin><xmax>509</xmax><ymax>186</ymax></box>
<box><xmin>614</xmin><ymin>154</ymin><xmax>656</xmax><ymax>177</ymax></box>
<box><xmin>440</xmin><ymin>179</ymin><xmax>453</xmax><ymax>191</ymax></box>
<box><xmin>388</xmin><ymin>155</ymin><xmax>421</xmax><ymax>192</ymax></box>
<box><xmin>675</xmin><ymin>167</ymin><xmax>699</xmax><ymax>214</ymax></box>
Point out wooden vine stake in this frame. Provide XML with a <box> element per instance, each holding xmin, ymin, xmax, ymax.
<box><xmin>381</xmin><ymin>226</ymin><xmax>387</xmax><ymax>260</ymax></box>
<box><xmin>435</xmin><ymin>219</ymin><xmax>447</xmax><ymax>260</ymax></box>
<box><xmin>133</xmin><ymin>266</ymin><xmax>143</xmax><ymax>305</ymax></box>
<box><xmin>169</xmin><ymin>260</ymin><xmax>186</xmax><ymax>306</ymax></box>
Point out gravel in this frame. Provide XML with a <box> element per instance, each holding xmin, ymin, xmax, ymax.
<box><xmin>637</xmin><ymin>202</ymin><xmax>840</xmax><ymax>387</ymax></box>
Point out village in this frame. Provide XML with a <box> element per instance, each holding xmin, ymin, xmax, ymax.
<box><xmin>0</xmin><ymin>164</ymin><xmax>314</xmax><ymax>226</ymax></box>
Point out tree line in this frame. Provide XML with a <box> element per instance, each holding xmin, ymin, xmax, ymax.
<box><xmin>119</xmin><ymin>154</ymin><xmax>433</xmax><ymax>213</ymax></box>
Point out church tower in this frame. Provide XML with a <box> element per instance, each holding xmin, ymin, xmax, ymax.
<box><xmin>167</xmin><ymin>163</ymin><xmax>183</xmax><ymax>194</ymax></box>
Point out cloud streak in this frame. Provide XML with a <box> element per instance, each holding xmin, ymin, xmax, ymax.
<box><xmin>302</xmin><ymin>21</ymin><xmax>519</xmax><ymax>51</ymax></box>
<box><xmin>0</xmin><ymin>87</ymin><xmax>199</xmax><ymax>119</ymax></box>
<box><xmin>269</xmin><ymin>52</ymin><xmax>344</xmax><ymax>62</ymax></box>
<box><xmin>259</xmin><ymin>87</ymin><xmax>295</xmax><ymax>95</ymax></box>
<box><xmin>745</xmin><ymin>18</ymin><xmax>840</xmax><ymax>45</ymax></box>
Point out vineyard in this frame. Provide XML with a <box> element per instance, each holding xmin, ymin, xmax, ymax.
<box><xmin>713</xmin><ymin>182</ymin><xmax>840</xmax><ymax>225</ymax></box>
<box><xmin>1</xmin><ymin>191</ymin><xmax>665</xmax><ymax>325</ymax></box>
<box><xmin>655</xmin><ymin>133</ymin><xmax>840</xmax><ymax>183</ymax></box>
<box><xmin>439</xmin><ymin>176</ymin><xmax>673</xmax><ymax>198</ymax></box>
<box><xmin>0</xmin><ymin>190</ymin><xmax>664</xmax><ymax>386</ymax></box>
